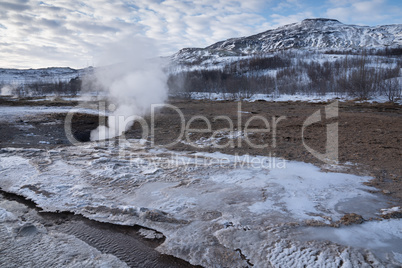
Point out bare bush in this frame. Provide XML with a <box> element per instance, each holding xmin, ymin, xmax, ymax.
<box><xmin>380</xmin><ymin>77</ymin><xmax>401</xmax><ymax>102</ymax></box>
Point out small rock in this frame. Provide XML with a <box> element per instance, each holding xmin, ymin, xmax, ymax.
<box><xmin>223</xmin><ymin>221</ymin><xmax>234</xmax><ymax>228</ymax></box>
<box><xmin>305</xmin><ymin>219</ymin><xmax>328</xmax><ymax>227</ymax></box>
<box><xmin>381</xmin><ymin>207</ymin><xmax>402</xmax><ymax>219</ymax></box>
<box><xmin>382</xmin><ymin>211</ymin><xmax>402</xmax><ymax>219</ymax></box>
<box><xmin>16</xmin><ymin>223</ymin><xmax>39</xmax><ymax>236</ymax></box>
<box><xmin>340</xmin><ymin>213</ymin><xmax>364</xmax><ymax>225</ymax></box>
<box><xmin>138</xmin><ymin>228</ymin><xmax>164</xmax><ymax>240</ymax></box>
<box><xmin>382</xmin><ymin>190</ymin><xmax>391</xmax><ymax>194</ymax></box>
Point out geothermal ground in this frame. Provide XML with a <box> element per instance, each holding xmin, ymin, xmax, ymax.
<box><xmin>0</xmin><ymin>96</ymin><xmax>401</xmax><ymax>267</ymax></box>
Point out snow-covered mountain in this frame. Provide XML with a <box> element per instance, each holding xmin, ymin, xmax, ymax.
<box><xmin>172</xmin><ymin>18</ymin><xmax>402</xmax><ymax>63</ymax></box>
<box><xmin>0</xmin><ymin>67</ymin><xmax>93</xmax><ymax>85</ymax></box>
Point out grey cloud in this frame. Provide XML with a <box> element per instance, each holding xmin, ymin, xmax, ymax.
<box><xmin>21</xmin><ymin>25</ymin><xmax>42</xmax><ymax>34</ymax></box>
<box><xmin>0</xmin><ymin>9</ymin><xmax>9</xmax><ymax>19</ymax></box>
<box><xmin>39</xmin><ymin>18</ymin><xmax>63</xmax><ymax>28</ymax></box>
<box><xmin>13</xmin><ymin>0</ymin><xmax>30</xmax><ymax>3</ymax></box>
<box><xmin>38</xmin><ymin>5</ymin><xmax>63</xmax><ymax>13</ymax></box>
<box><xmin>10</xmin><ymin>13</ymin><xmax>33</xmax><ymax>24</ymax></box>
<box><xmin>0</xmin><ymin>1</ymin><xmax>30</xmax><ymax>11</ymax></box>
<box><xmin>70</xmin><ymin>21</ymin><xmax>119</xmax><ymax>34</ymax></box>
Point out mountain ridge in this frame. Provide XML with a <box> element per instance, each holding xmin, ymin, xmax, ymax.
<box><xmin>172</xmin><ymin>18</ymin><xmax>402</xmax><ymax>62</ymax></box>
<box><xmin>1</xmin><ymin>18</ymin><xmax>401</xmax><ymax>86</ymax></box>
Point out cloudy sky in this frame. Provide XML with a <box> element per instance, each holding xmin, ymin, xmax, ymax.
<box><xmin>0</xmin><ymin>0</ymin><xmax>400</xmax><ymax>68</ymax></box>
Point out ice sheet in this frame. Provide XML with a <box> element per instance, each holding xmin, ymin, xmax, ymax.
<box><xmin>0</xmin><ymin>105</ymin><xmax>102</xmax><ymax>123</ymax></box>
<box><xmin>0</xmin><ymin>204</ymin><xmax>127</xmax><ymax>267</ymax></box>
<box><xmin>298</xmin><ymin>219</ymin><xmax>402</xmax><ymax>263</ymax></box>
<box><xmin>0</xmin><ymin>142</ymin><xmax>400</xmax><ymax>266</ymax></box>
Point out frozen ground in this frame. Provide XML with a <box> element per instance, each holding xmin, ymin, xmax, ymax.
<box><xmin>0</xmin><ymin>139</ymin><xmax>401</xmax><ymax>267</ymax></box>
<box><xmin>0</xmin><ymin>105</ymin><xmax>102</xmax><ymax>123</ymax></box>
<box><xmin>4</xmin><ymin>91</ymin><xmax>399</xmax><ymax>104</ymax></box>
<box><xmin>0</xmin><ymin>204</ymin><xmax>127</xmax><ymax>267</ymax></box>
<box><xmin>186</xmin><ymin>92</ymin><xmax>401</xmax><ymax>104</ymax></box>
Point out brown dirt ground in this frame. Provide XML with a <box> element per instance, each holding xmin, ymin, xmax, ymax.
<box><xmin>0</xmin><ymin>98</ymin><xmax>401</xmax><ymax>205</ymax></box>
<box><xmin>130</xmin><ymin>99</ymin><xmax>402</xmax><ymax>205</ymax></box>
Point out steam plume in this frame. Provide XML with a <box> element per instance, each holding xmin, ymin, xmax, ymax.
<box><xmin>88</xmin><ymin>37</ymin><xmax>168</xmax><ymax>141</ymax></box>
<box><xmin>1</xmin><ymin>85</ymin><xmax>14</xmax><ymax>96</ymax></box>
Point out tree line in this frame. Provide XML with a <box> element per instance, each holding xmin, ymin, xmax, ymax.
<box><xmin>168</xmin><ymin>49</ymin><xmax>402</xmax><ymax>101</ymax></box>
<box><xmin>2</xmin><ymin>48</ymin><xmax>401</xmax><ymax>102</ymax></box>
<box><xmin>1</xmin><ymin>77</ymin><xmax>81</xmax><ymax>97</ymax></box>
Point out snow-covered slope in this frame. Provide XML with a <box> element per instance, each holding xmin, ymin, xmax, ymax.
<box><xmin>172</xmin><ymin>18</ymin><xmax>402</xmax><ymax>63</ymax></box>
<box><xmin>0</xmin><ymin>67</ymin><xmax>93</xmax><ymax>85</ymax></box>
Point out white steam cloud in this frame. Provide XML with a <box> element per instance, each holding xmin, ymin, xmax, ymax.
<box><xmin>89</xmin><ymin>37</ymin><xmax>168</xmax><ymax>141</ymax></box>
<box><xmin>1</xmin><ymin>85</ymin><xmax>14</xmax><ymax>96</ymax></box>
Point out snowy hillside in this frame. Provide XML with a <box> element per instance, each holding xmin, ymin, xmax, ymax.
<box><xmin>0</xmin><ymin>67</ymin><xmax>92</xmax><ymax>85</ymax></box>
<box><xmin>166</xmin><ymin>18</ymin><xmax>402</xmax><ymax>102</ymax></box>
<box><xmin>172</xmin><ymin>18</ymin><xmax>402</xmax><ymax>64</ymax></box>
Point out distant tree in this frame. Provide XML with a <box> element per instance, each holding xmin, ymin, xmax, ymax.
<box><xmin>68</xmin><ymin>77</ymin><xmax>81</xmax><ymax>96</ymax></box>
<box><xmin>380</xmin><ymin>77</ymin><xmax>401</xmax><ymax>102</ymax></box>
